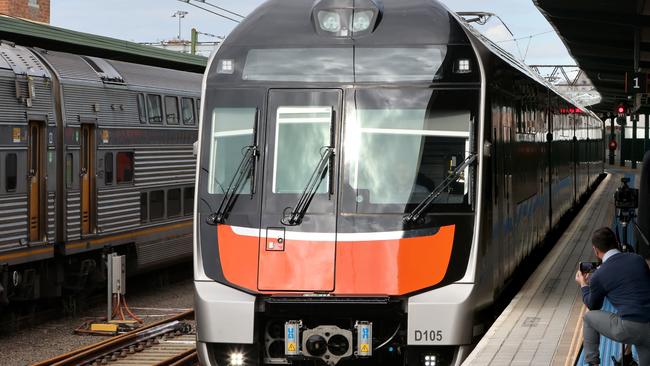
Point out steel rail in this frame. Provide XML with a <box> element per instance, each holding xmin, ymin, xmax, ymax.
<box><xmin>34</xmin><ymin>310</ymin><xmax>195</xmax><ymax>366</ymax></box>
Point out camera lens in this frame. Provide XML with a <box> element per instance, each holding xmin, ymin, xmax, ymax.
<box><xmin>305</xmin><ymin>335</ymin><xmax>327</xmax><ymax>356</ymax></box>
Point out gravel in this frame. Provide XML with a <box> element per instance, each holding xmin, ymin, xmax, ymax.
<box><xmin>0</xmin><ymin>271</ymin><xmax>194</xmax><ymax>366</ymax></box>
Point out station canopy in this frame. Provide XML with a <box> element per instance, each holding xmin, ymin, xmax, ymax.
<box><xmin>534</xmin><ymin>0</ymin><xmax>650</xmax><ymax>114</ymax></box>
<box><xmin>0</xmin><ymin>15</ymin><xmax>207</xmax><ymax>73</ymax></box>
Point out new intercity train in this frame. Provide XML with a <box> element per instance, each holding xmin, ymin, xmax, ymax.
<box><xmin>0</xmin><ymin>41</ymin><xmax>201</xmax><ymax>308</ymax></box>
<box><xmin>193</xmin><ymin>0</ymin><xmax>604</xmax><ymax>365</ymax></box>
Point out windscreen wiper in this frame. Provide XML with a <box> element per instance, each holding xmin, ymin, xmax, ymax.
<box><xmin>207</xmin><ymin>145</ymin><xmax>258</xmax><ymax>225</ymax></box>
<box><xmin>281</xmin><ymin>146</ymin><xmax>334</xmax><ymax>226</ymax></box>
<box><xmin>403</xmin><ymin>153</ymin><xmax>478</xmax><ymax>225</ymax></box>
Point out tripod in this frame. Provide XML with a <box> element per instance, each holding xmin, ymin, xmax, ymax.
<box><xmin>613</xmin><ymin>208</ymin><xmax>639</xmax><ymax>366</ymax></box>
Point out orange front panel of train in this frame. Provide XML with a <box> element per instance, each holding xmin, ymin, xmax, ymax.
<box><xmin>257</xmin><ymin>237</ymin><xmax>336</xmax><ymax>292</ymax></box>
<box><xmin>217</xmin><ymin>225</ymin><xmax>260</xmax><ymax>290</ymax></box>
<box><xmin>217</xmin><ymin>225</ymin><xmax>456</xmax><ymax>296</ymax></box>
<box><xmin>335</xmin><ymin>225</ymin><xmax>455</xmax><ymax>295</ymax></box>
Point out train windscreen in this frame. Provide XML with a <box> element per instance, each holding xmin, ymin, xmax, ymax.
<box><xmin>207</xmin><ymin>107</ymin><xmax>256</xmax><ymax>194</ymax></box>
<box><xmin>342</xmin><ymin>89</ymin><xmax>477</xmax><ymax>214</ymax></box>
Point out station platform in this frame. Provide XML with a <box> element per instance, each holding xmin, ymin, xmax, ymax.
<box><xmin>463</xmin><ymin>168</ymin><xmax>641</xmax><ymax>366</ymax></box>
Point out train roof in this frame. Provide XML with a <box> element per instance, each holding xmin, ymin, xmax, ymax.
<box><xmin>224</xmin><ymin>0</ymin><xmax>470</xmax><ymax>47</ymax></box>
<box><xmin>0</xmin><ymin>15</ymin><xmax>207</xmax><ymax>73</ymax></box>
<box><xmin>449</xmin><ymin>11</ymin><xmax>600</xmax><ymax>120</ymax></box>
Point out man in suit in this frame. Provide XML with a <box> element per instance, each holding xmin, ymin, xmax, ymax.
<box><xmin>577</xmin><ymin>227</ymin><xmax>650</xmax><ymax>366</ymax></box>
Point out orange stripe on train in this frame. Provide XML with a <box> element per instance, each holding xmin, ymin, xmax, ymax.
<box><xmin>217</xmin><ymin>225</ymin><xmax>455</xmax><ymax>296</ymax></box>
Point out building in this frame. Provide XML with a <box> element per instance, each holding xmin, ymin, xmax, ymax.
<box><xmin>0</xmin><ymin>0</ymin><xmax>50</xmax><ymax>23</ymax></box>
<box><xmin>141</xmin><ymin>39</ymin><xmax>221</xmax><ymax>58</ymax></box>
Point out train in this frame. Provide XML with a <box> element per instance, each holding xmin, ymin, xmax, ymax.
<box><xmin>193</xmin><ymin>0</ymin><xmax>604</xmax><ymax>365</ymax></box>
<box><xmin>0</xmin><ymin>40</ymin><xmax>201</xmax><ymax>309</ymax></box>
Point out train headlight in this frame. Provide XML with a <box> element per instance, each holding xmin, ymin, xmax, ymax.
<box><xmin>352</xmin><ymin>10</ymin><xmax>374</xmax><ymax>32</ymax></box>
<box><xmin>454</xmin><ymin>59</ymin><xmax>472</xmax><ymax>74</ymax></box>
<box><xmin>312</xmin><ymin>0</ymin><xmax>382</xmax><ymax>37</ymax></box>
<box><xmin>229</xmin><ymin>352</ymin><xmax>245</xmax><ymax>365</ymax></box>
<box><xmin>423</xmin><ymin>354</ymin><xmax>438</xmax><ymax>366</ymax></box>
<box><xmin>318</xmin><ymin>11</ymin><xmax>342</xmax><ymax>33</ymax></box>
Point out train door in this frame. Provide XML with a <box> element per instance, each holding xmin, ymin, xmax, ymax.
<box><xmin>80</xmin><ymin>124</ymin><xmax>95</xmax><ymax>236</ymax></box>
<box><xmin>502</xmin><ymin>126</ymin><xmax>513</xmax><ymax>277</ymax></box>
<box><xmin>28</xmin><ymin>121</ymin><xmax>45</xmax><ymax>242</ymax></box>
<box><xmin>258</xmin><ymin>89</ymin><xmax>341</xmax><ymax>292</ymax></box>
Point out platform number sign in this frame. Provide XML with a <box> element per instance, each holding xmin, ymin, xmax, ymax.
<box><xmin>626</xmin><ymin>72</ymin><xmax>648</xmax><ymax>94</ymax></box>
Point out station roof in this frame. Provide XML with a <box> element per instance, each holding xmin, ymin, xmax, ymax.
<box><xmin>0</xmin><ymin>15</ymin><xmax>207</xmax><ymax>73</ymax></box>
<box><xmin>534</xmin><ymin>0</ymin><xmax>650</xmax><ymax>114</ymax></box>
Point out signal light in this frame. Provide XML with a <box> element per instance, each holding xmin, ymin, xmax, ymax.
<box><xmin>617</xmin><ymin>103</ymin><xmax>626</xmax><ymax>115</ymax></box>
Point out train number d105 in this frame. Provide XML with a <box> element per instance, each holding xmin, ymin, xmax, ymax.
<box><xmin>414</xmin><ymin>330</ymin><xmax>444</xmax><ymax>342</ymax></box>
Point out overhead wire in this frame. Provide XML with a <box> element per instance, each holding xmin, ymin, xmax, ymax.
<box><xmin>178</xmin><ymin>0</ymin><xmax>241</xmax><ymax>23</ymax></box>
<box><xmin>198</xmin><ymin>0</ymin><xmax>246</xmax><ymax>19</ymax></box>
<box><xmin>496</xmin><ymin>30</ymin><xmax>555</xmax><ymax>43</ymax></box>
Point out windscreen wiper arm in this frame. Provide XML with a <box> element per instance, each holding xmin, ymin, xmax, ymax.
<box><xmin>281</xmin><ymin>146</ymin><xmax>334</xmax><ymax>226</ymax></box>
<box><xmin>403</xmin><ymin>153</ymin><xmax>478</xmax><ymax>225</ymax></box>
<box><xmin>207</xmin><ymin>145</ymin><xmax>258</xmax><ymax>225</ymax></box>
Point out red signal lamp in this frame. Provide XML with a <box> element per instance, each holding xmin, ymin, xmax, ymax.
<box><xmin>617</xmin><ymin>103</ymin><xmax>626</xmax><ymax>115</ymax></box>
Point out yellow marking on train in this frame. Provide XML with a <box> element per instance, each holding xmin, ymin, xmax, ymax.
<box><xmin>287</xmin><ymin>343</ymin><xmax>296</xmax><ymax>352</ymax></box>
<box><xmin>66</xmin><ymin>221</ymin><xmax>192</xmax><ymax>250</ymax></box>
<box><xmin>360</xmin><ymin>344</ymin><xmax>369</xmax><ymax>353</ymax></box>
<box><xmin>0</xmin><ymin>221</ymin><xmax>192</xmax><ymax>261</ymax></box>
<box><xmin>0</xmin><ymin>247</ymin><xmax>53</xmax><ymax>261</ymax></box>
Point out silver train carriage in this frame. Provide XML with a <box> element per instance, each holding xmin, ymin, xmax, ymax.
<box><xmin>0</xmin><ymin>41</ymin><xmax>201</xmax><ymax>307</ymax></box>
<box><xmin>193</xmin><ymin>0</ymin><xmax>604</xmax><ymax>365</ymax></box>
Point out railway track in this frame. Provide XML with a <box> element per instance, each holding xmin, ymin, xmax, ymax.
<box><xmin>33</xmin><ymin>310</ymin><xmax>197</xmax><ymax>366</ymax></box>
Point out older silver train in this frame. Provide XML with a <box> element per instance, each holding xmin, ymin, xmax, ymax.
<box><xmin>0</xmin><ymin>41</ymin><xmax>201</xmax><ymax>309</ymax></box>
<box><xmin>193</xmin><ymin>0</ymin><xmax>604</xmax><ymax>365</ymax></box>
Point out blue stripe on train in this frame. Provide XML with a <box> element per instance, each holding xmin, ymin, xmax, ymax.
<box><xmin>577</xmin><ymin>173</ymin><xmax>639</xmax><ymax>365</ymax></box>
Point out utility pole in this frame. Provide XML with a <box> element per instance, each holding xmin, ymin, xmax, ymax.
<box><xmin>191</xmin><ymin>28</ymin><xmax>198</xmax><ymax>55</ymax></box>
<box><xmin>172</xmin><ymin>10</ymin><xmax>189</xmax><ymax>39</ymax></box>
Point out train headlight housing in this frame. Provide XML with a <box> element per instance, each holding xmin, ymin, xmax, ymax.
<box><xmin>352</xmin><ymin>10</ymin><xmax>374</xmax><ymax>32</ymax></box>
<box><xmin>312</xmin><ymin>0</ymin><xmax>383</xmax><ymax>37</ymax></box>
<box><xmin>423</xmin><ymin>354</ymin><xmax>438</xmax><ymax>366</ymax></box>
<box><xmin>229</xmin><ymin>352</ymin><xmax>245</xmax><ymax>365</ymax></box>
<box><xmin>317</xmin><ymin>11</ymin><xmax>342</xmax><ymax>33</ymax></box>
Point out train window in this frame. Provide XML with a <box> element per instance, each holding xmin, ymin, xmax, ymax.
<box><xmin>242</xmin><ymin>47</ymin><xmax>445</xmax><ymax>82</ymax></box>
<box><xmin>183</xmin><ymin>187</ymin><xmax>194</xmax><ymax>215</ymax></box>
<box><xmin>165</xmin><ymin>96</ymin><xmax>179</xmax><ymax>125</ymax></box>
<box><xmin>116</xmin><ymin>152</ymin><xmax>134</xmax><ymax>184</ymax></box>
<box><xmin>104</xmin><ymin>152</ymin><xmax>113</xmax><ymax>185</ymax></box>
<box><xmin>65</xmin><ymin>153</ymin><xmax>73</xmax><ymax>188</ymax></box>
<box><xmin>181</xmin><ymin>98</ymin><xmax>195</xmax><ymax>125</ymax></box>
<box><xmin>140</xmin><ymin>192</ymin><xmax>148</xmax><ymax>222</ymax></box>
<box><xmin>273</xmin><ymin>107</ymin><xmax>331</xmax><ymax>194</ymax></box>
<box><xmin>167</xmin><ymin>188</ymin><xmax>181</xmax><ymax>217</ymax></box>
<box><xmin>355</xmin><ymin>47</ymin><xmax>445</xmax><ymax>82</ymax></box>
<box><xmin>207</xmin><ymin>108</ymin><xmax>256</xmax><ymax>194</ymax></box>
<box><xmin>137</xmin><ymin>94</ymin><xmax>147</xmax><ymax>123</ymax></box>
<box><xmin>5</xmin><ymin>153</ymin><xmax>17</xmax><ymax>192</ymax></box>
<box><xmin>147</xmin><ymin>94</ymin><xmax>163</xmax><ymax>124</ymax></box>
<box><xmin>149</xmin><ymin>190</ymin><xmax>164</xmax><ymax>221</ymax></box>
<box><xmin>343</xmin><ymin>89</ymin><xmax>476</xmax><ymax>213</ymax></box>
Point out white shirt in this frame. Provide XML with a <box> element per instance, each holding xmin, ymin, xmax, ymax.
<box><xmin>602</xmin><ymin>249</ymin><xmax>621</xmax><ymax>263</ymax></box>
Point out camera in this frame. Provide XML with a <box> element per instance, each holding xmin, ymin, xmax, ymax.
<box><xmin>579</xmin><ymin>261</ymin><xmax>599</xmax><ymax>274</ymax></box>
<box><xmin>615</xmin><ymin>177</ymin><xmax>639</xmax><ymax>210</ymax></box>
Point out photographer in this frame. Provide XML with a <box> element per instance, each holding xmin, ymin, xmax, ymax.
<box><xmin>576</xmin><ymin>227</ymin><xmax>650</xmax><ymax>365</ymax></box>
